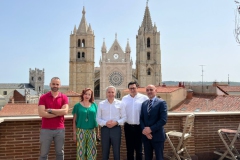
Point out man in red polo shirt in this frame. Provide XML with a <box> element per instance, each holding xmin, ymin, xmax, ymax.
<box><xmin>38</xmin><ymin>77</ymin><xmax>69</xmax><ymax>160</ymax></box>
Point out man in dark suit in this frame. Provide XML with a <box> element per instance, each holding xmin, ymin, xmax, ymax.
<box><xmin>140</xmin><ymin>84</ymin><xmax>168</xmax><ymax>160</ymax></box>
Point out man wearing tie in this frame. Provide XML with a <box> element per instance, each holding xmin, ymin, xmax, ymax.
<box><xmin>140</xmin><ymin>84</ymin><xmax>168</xmax><ymax>160</ymax></box>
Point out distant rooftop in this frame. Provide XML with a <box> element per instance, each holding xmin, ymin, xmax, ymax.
<box><xmin>16</xmin><ymin>89</ymin><xmax>38</xmax><ymax>96</ymax></box>
<box><xmin>64</xmin><ymin>90</ymin><xmax>80</xmax><ymax>96</ymax></box>
<box><xmin>217</xmin><ymin>85</ymin><xmax>240</xmax><ymax>92</ymax></box>
<box><xmin>0</xmin><ymin>103</ymin><xmax>38</xmax><ymax>116</ymax></box>
<box><xmin>0</xmin><ymin>83</ymin><xmax>34</xmax><ymax>89</ymax></box>
<box><xmin>171</xmin><ymin>95</ymin><xmax>240</xmax><ymax>112</ymax></box>
<box><xmin>124</xmin><ymin>86</ymin><xmax>182</xmax><ymax>93</ymax></box>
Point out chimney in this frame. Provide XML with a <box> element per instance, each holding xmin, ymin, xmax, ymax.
<box><xmin>186</xmin><ymin>89</ymin><xmax>193</xmax><ymax>99</ymax></box>
<box><xmin>178</xmin><ymin>82</ymin><xmax>182</xmax><ymax>87</ymax></box>
<box><xmin>212</xmin><ymin>81</ymin><xmax>218</xmax><ymax>87</ymax></box>
<box><xmin>182</xmin><ymin>82</ymin><xmax>185</xmax><ymax>88</ymax></box>
<box><xmin>12</xmin><ymin>98</ymin><xmax>14</xmax><ymax>104</ymax></box>
<box><xmin>162</xmin><ymin>83</ymin><xmax>166</xmax><ymax>87</ymax></box>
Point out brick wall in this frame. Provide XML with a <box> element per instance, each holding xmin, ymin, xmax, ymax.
<box><xmin>1</xmin><ymin>114</ymin><xmax>240</xmax><ymax>160</ymax></box>
<box><xmin>194</xmin><ymin>115</ymin><xmax>240</xmax><ymax>159</ymax></box>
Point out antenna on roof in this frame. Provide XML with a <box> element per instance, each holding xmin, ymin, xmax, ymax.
<box><xmin>199</xmin><ymin>65</ymin><xmax>205</xmax><ymax>94</ymax></box>
<box><xmin>228</xmin><ymin>74</ymin><xmax>230</xmax><ymax>85</ymax></box>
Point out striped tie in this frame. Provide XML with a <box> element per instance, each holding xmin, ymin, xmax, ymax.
<box><xmin>147</xmin><ymin>100</ymin><xmax>153</xmax><ymax>113</ymax></box>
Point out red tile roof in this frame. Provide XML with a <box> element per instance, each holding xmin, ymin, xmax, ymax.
<box><xmin>64</xmin><ymin>90</ymin><xmax>80</xmax><ymax>97</ymax></box>
<box><xmin>217</xmin><ymin>86</ymin><xmax>240</xmax><ymax>92</ymax></box>
<box><xmin>0</xmin><ymin>104</ymin><xmax>38</xmax><ymax>116</ymax></box>
<box><xmin>61</xmin><ymin>85</ymin><xmax>70</xmax><ymax>88</ymax></box>
<box><xmin>124</xmin><ymin>86</ymin><xmax>182</xmax><ymax>93</ymax></box>
<box><xmin>171</xmin><ymin>95</ymin><xmax>240</xmax><ymax>112</ymax></box>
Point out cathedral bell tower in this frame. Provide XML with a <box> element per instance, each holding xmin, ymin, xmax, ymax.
<box><xmin>69</xmin><ymin>7</ymin><xmax>95</xmax><ymax>93</ymax></box>
<box><xmin>136</xmin><ymin>2</ymin><xmax>162</xmax><ymax>87</ymax></box>
<box><xmin>29</xmin><ymin>68</ymin><xmax>44</xmax><ymax>93</ymax></box>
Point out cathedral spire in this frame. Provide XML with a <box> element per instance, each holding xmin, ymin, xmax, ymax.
<box><xmin>114</xmin><ymin>33</ymin><xmax>119</xmax><ymax>43</ymax></box>
<box><xmin>73</xmin><ymin>25</ymin><xmax>76</xmax><ymax>34</ymax></box>
<box><xmin>77</xmin><ymin>6</ymin><xmax>88</xmax><ymax>34</ymax></box>
<box><xmin>101</xmin><ymin>38</ymin><xmax>107</xmax><ymax>53</ymax></box>
<box><xmin>87</xmin><ymin>24</ymin><xmax>93</xmax><ymax>34</ymax></box>
<box><xmin>125</xmin><ymin>39</ymin><xmax>131</xmax><ymax>53</ymax></box>
<box><xmin>141</xmin><ymin>2</ymin><xmax>153</xmax><ymax>32</ymax></box>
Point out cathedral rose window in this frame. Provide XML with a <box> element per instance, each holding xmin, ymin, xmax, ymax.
<box><xmin>109</xmin><ymin>72</ymin><xmax>123</xmax><ymax>86</ymax></box>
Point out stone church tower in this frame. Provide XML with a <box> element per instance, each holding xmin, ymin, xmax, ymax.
<box><xmin>99</xmin><ymin>34</ymin><xmax>132</xmax><ymax>99</ymax></box>
<box><xmin>29</xmin><ymin>68</ymin><xmax>44</xmax><ymax>93</ymax></box>
<box><xmin>69</xmin><ymin>7</ymin><xmax>95</xmax><ymax>93</ymax></box>
<box><xmin>136</xmin><ymin>3</ymin><xmax>162</xmax><ymax>87</ymax></box>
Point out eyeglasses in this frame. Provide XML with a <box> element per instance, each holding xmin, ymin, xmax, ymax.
<box><xmin>146</xmin><ymin>89</ymin><xmax>154</xmax><ymax>92</ymax></box>
<box><xmin>129</xmin><ymin>87</ymin><xmax>137</xmax><ymax>90</ymax></box>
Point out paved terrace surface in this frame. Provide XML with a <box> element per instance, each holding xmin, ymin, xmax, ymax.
<box><xmin>1</xmin><ymin>112</ymin><xmax>240</xmax><ymax>160</ymax></box>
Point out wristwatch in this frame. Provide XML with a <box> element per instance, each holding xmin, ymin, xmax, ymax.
<box><xmin>48</xmin><ymin>108</ymin><xmax>52</xmax><ymax>114</ymax></box>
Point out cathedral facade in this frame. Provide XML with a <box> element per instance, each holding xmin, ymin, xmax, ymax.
<box><xmin>69</xmin><ymin>3</ymin><xmax>162</xmax><ymax>99</ymax></box>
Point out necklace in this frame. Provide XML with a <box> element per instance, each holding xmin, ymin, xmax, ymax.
<box><xmin>85</xmin><ymin>108</ymin><xmax>89</xmax><ymax>122</ymax></box>
<box><xmin>82</xmin><ymin>101</ymin><xmax>90</xmax><ymax>122</ymax></box>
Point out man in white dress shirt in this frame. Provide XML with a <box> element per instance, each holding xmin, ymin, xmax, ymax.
<box><xmin>97</xmin><ymin>86</ymin><xmax>126</xmax><ymax>160</ymax></box>
<box><xmin>122</xmin><ymin>81</ymin><xmax>148</xmax><ymax>160</ymax></box>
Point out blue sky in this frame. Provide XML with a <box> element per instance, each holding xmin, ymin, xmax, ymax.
<box><xmin>0</xmin><ymin>0</ymin><xmax>239</xmax><ymax>85</ymax></box>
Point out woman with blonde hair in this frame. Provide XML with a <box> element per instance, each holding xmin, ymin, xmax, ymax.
<box><xmin>72</xmin><ymin>88</ymin><xmax>98</xmax><ymax>160</ymax></box>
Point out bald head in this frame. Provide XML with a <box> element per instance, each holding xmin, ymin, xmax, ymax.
<box><xmin>146</xmin><ymin>84</ymin><xmax>157</xmax><ymax>99</ymax></box>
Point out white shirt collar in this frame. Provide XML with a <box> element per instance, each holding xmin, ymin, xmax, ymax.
<box><xmin>150</xmin><ymin>96</ymin><xmax>157</xmax><ymax>102</ymax></box>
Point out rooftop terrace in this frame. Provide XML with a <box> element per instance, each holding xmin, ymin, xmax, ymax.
<box><xmin>1</xmin><ymin>112</ymin><xmax>240</xmax><ymax>160</ymax></box>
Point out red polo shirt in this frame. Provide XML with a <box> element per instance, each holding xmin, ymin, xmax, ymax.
<box><xmin>38</xmin><ymin>92</ymin><xmax>68</xmax><ymax>129</ymax></box>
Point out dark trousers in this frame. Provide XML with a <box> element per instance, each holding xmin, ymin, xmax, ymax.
<box><xmin>101</xmin><ymin>126</ymin><xmax>121</xmax><ymax>160</ymax></box>
<box><xmin>124</xmin><ymin>123</ymin><xmax>142</xmax><ymax>160</ymax></box>
<box><xmin>143</xmin><ymin>139</ymin><xmax>164</xmax><ymax>160</ymax></box>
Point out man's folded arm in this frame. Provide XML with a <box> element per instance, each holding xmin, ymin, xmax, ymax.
<box><xmin>51</xmin><ymin>104</ymin><xmax>69</xmax><ymax>116</ymax></box>
<box><xmin>38</xmin><ymin>105</ymin><xmax>57</xmax><ymax>118</ymax></box>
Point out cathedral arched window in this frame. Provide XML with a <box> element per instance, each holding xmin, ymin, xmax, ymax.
<box><xmin>82</xmin><ymin>39</ymin><xmax>85</xmax><ymax>47</ymax></box>
<box><xmin>147</xmin><ymin>38</ymin><xmax>150</xmax><ymax>48</ymax></box>
<box><xmin>39</xmin><ymin>86</ymin><xmax>41</xmax><ymax>92</ymax></box>
<box><xmin>77</xmin><ymin>52</ymin><xmax>81</xmax><ymax>58</ymax></box>
<box><xmin>78</xmin><ymin>39</ymin><xmax>81</xmax><ymax>47</ymax></box>
<box><xmin>116</xmin><ymin>90</ymin><xmax>121</xmax><ymax>99</ymax></box>
<box><xmin>147</xmin><ymin>68</ymin><xmax>151</xmax><ymax>75</ymax></box>
<box><xmin>147</xmin><ymin>52</ymin><xmax>151</xmax><ymax>60</ymax></box>
<box><xmin>82</xmin><ymin>52</ymin><xmax>85</xmax><ymax>58</ymax></box>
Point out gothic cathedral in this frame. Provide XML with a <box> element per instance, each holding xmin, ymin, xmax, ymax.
<box><xmin>69</xmin><ymin>3</ymin><xmax>162</xmax><ymax>99</ymax></box>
